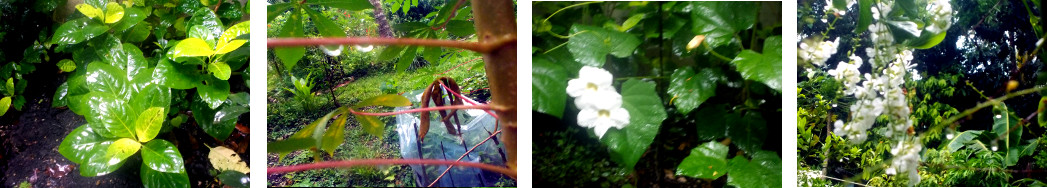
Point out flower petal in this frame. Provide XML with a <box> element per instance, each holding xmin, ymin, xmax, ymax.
<box><xmin>576</xmin><ymin>109</ymin><xmax>599</xmax><ymax>128</ymax></box>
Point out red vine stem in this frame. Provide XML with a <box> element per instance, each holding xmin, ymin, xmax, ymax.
<box><xmin>267</xmin><ymin>159</ymin><xmax>516</xmax><ymax>178</ymax></box>
<box><xmin>349</xmin><ymin>104</ymin><xmax>491</xmax><ymax>116</ymax></box>
<box><xmin>439</xmin><ymin>82</ymin><xmax>498</xmax><ymax>118</ymax></box>
<box><xmin>439</xmin><ymin>56</ymin><xmax>484</xmax><ymax>75</ymax></box>
<box><xmin>428</xmin><ymin>129</ymin><xmax>502</xmax><ymax>186</ymax></box>
<box><xmin>266</xmin><ymin>37</ymin><xmax>515</xmax><ymax>53</ymax></box>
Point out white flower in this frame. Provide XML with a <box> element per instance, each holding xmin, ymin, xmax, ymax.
<box><xmin>828</xmin><ymin>55</ymin><xmax>863</xmax><ymax>94</ymax></box>
<box><xmin>575</xmin><ymin>90</ymin><xmax>630</xmax><ymax>139</ymax></box>
<box><xmin>925</xmin><ymin>0</ymin><xmax>953</xmax><ymax>33</ymax></box>
<box><xmin>887</xmin><ymin>141</ymin><xmax>922</xmax><ymax>186</ymax></box>
<box><xmin>824</xmin><ymin>0</ymin><xmax>856</xmax><ymax>15</ymax></box>
<box><xmin>799</xmin><ymin>38</ymin><xmax>840</xmax><ymax>67</ymax></box>
<box><xmin>355</xmin><ymin>45</ymin><xmax>374</xmax><ymax>52</ymax></box>
<box><xmin>567</xmin><ymin>66</ymin><xmax>616</xmax><ymax>109</ymax></box>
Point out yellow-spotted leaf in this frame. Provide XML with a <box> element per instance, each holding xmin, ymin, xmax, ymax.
<box><xmin>0</xmin><ymin>96</ymin><xmax>10</xmax><ymax>116</ymax></box>
<box><xmin>208</xmin><ymin>61</ymin><xmax>232</xmax><ymax>80</ymax></box>
<box><xmin>355</xmin><ymin>114</ymin><xmax>385</xmax><ymax>137</ymax></box>
<box><xmin>208</xmin><ymin>146</ymin><xmax>250</xmax><ymax>174</ymax></box>
<box><xmin>107</xmin><ymin>138</ymin><xmax>142</xmax><ymax>162</ymax></box>
<box><xmin>214</xmin><ymin>40</ymin><xmax>247</xmax><ymax>55</ymax></box>
<box><xmin>171</xmin><ymin>38</ymin><xmax>215</xmax><ymax>58</ymax></box>
<box><xmin>134</xmin><ymin>107</ymin><xmax>165</xmax><ymax>142</ymax></box>
<box><xmin>103</xmin><ymin>2</ymin><xmax>124</xmax><ymax>23</ymax></box>
<box><xmin>76</xmin><ymin>4</ymin><xmax>104</xmax><ymax>20</ymax></box>
<box><xmin>352</xmin><ymin>94</ymin><xmax>411</xmax><ymax>108</ymax></box>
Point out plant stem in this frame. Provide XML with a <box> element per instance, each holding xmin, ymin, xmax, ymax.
<box><xmin>266</xmin><ymin>37</ymin><xmax>515</xmax><ymax>53</ymax></box>
<box><xmin>429</xmin><ymin>130</ymin><xmax>503</xmax><ymax>186</ymax></box>
<box><xmin>705</xmin><ymin>44</ymin><xmax>734</xmax><ymax>62</ymax></box>
<box><xmin>471</xmin><ymin>0</ymin><xmax>518</xmax><ymax>172</ymax></box>
<box><xmin>929</xmin><ymin>86</ymin><xmax>1046</xmax><ymax>134</ymax></box>
<box><xmin>267</xmin><ymin>159</ymin><xmax>516</xmax><ymax>178</ymax></box>
<box><xmin>542</xmin><ymin>1</ymin><xmax>602</xmax><ymax>23</ymax></box>
<box><xmin>349</xmin><ymin>105</ymin><xmax>491</xmax><ymax>116</ymax></box>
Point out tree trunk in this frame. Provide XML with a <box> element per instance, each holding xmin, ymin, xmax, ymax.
<box><xmin>368</xmin><ymin>0</ymin><xmax>395</xmax><ymax>38</ymax></box>
<box><xmin>470</xmin><ymin>0</ymin><xmax>516</xmax><ymax>173</ymax></box>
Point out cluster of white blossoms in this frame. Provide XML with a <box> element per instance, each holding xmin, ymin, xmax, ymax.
<box><xmin>886</xmin><ymin>141</ymin><xmax>923</xmax><ymax>186</ymax></box>
<box><xmin>823</xmin><ymin>0</ymin><xmax>857</xmax><ymax>15</ymax></box>
<box><xmin>798</xmin><ymin>37</ymin><xmax>840</xmax><ymax>67</ymax></box>
<box><xmin>925</xmin><ymin>0</ymin><xmax>954</xmax><ymax>33</ymax></box>
<box><xmin>565</xmin><ymin>66</ymin><xmax>630</xmax><ymax>139</ymax></box>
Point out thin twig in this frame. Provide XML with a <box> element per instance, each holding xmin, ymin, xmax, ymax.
<box><xmin>428</xmin><ymin>130</ymin><xmax>502</xmax><ymax>186</ymax></box>
<box><xmin>349</xmin><ymin>105</ymin><xmax>492</xmax><ymax>116</ymax></box>
<box><xmin>821</xmin><ymin>175</ymin><xmax>868</xmax><ymax>187</ymax></box>
<box><xmin>267</xmin><ymin>159</ymin><xmax>516</xmax><ymax>178</ymax></box>
<box><xmin>928</xmin><ymin>86</ymin><xmax>1045</xmax><ymax>135</ymax></box>
<box><xmin>439</xmin><ymin>82</ymin><xmax>498</xmax><ymax>118</ymax></box>
<box><xmin>267</xmin><ymin>37</ymin><xmax>516</xmax><ymax>53</ymax></box>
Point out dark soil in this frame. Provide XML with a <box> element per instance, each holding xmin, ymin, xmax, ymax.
<box><xmin>0</xmin><ymin>60</ymin><xmax>251</xmax><ymax>188</ymax></box>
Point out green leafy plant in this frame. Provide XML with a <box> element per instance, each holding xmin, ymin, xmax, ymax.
<box><xmin>286</xmin><ymin>73</ymin><xmax>317</xmax><ymax>110</ymax></box>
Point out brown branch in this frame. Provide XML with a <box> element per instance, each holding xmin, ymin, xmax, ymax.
<box><xmin>348</xmin><ymin>104</ymin><xmax>491</xmax><ymax>116</ymax></box>
<box><xmin>267</xmin><ymin>159</ymin><xmax>516</xmax><ymax>178</ymax></box>
<box><xmin>429</xmin><ymin>129</ymin><xmax>502</xmax><ymax>186</ymax></box>
<box><xmin>266</xmin><ymin>37</ymin><xmax>516</xmax><ymax>53</ymax></box>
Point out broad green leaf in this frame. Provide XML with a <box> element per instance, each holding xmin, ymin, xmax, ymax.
<box><xmin>676</xmin><ymin>141</ymin><xmax>729</xmax><ymax>179</ymax></box>
<box><xmin>728</xmin><ymin>112</ymin><xmax>767</xmax><ymax>153</ymax></box>
<box><xmin>726</xmin><ymin>150</ymin><xmax>782</xmax><ymax>188</ymax></box>
<box><xmin>912</xmin><ymin>31</ymin><xmax>948</xmax><ymax>49</ymax></box>
<box><xmin>304</xmin><ymin>7</ymin><xmax>345</xmax><ymax>38</ymax></box>
<box><xmin>59</xmin><ymin>125</ymin><xmax>106</xmax><ymax>164</ymax></box>
<box><xmin>103</xmin><ymin>2</ymin><xmax>125</xmax><ymax>23</ymax></box>
<box><xmin>266</xmin><ymin>3</ymin><xmax>294</xmax><ymax>23</ymax></box>
<box><xmin>422</xmin><ymin>47</ymin><xmax>442</xmax><ymax>64</ymax></box>
<box><xmin>321</xmin><ymin>111</ymin><xmax>350</xmax><ymax>155</ymax></box>
<box><xmin>142</xmin><ymin>139</ymin><xmax>186</xmax><ymax>173</ymax></box>
<box><xmin>54</xmin><ymin>82</ymin><xmax>69</xmax><ymax>107</ymax></box>
<box><xmin>688</xmin><ymin>2</ymin><xmax>758</xmax><ymax>48</ymax></box>
<box><xmin>884</xmin><ymin>20</ymin><xmax>920</xmax><ymax>41</ymax></box>
<box><xmin>4</xmin><ymin>78</ymin><xmax>11</xmax><ymax>96</ymax></box>
<box><xmin>208</xmin><ymin>62</ymin><xmax>232</xmax><ymax>80</ymax></box>
<box><xmin>395</xmin><ymin>46</ymin><xmax>418</xmax><ymax>73</ymax></box>
<box><xmin>267</xmin><ymin>137</ymin><xmax>315</xmax><ymax>160</ymax></box>
<box><xmin>208</xmin><ymin>146</ymin><xmax>250</xmax><ymax>174</ymax></box>
<box><xmin>667</xmin><ymin>68</ymin><xmax>720</xmax><ymax>114</ymax></box>
<box><xmin>197</xmin><ymin>77</ymin><xmax>230</xmax><ymax>109</ymax></box>
<box><xmin>171</xmin><ymin>38</ymin><xmax>215</xmax><ymax>58</ymax></box>
<box><xmin>356</xmin><ymin>114</ymin><xmax>385</xmax><ymax>137</ymax></box>
<box><xmin>0</xmin><ymin>97</ymin><xmax>9</xmax><ymax>116</ymax></box>
<box><xmin>217</xmin><ymin>171</ymin><xmax>249</xmax><ymax>188</ymax></box>
<box><xmin>620</xmin><ymin>13</ymin><xmax>644</xmax><ymax>31</ymax></box>
<box><xmin>84</xmin><ymin>61</ymin><xmax>129</xmax><ymax>96</ymax></box>
<box><xmin>531</xmin><ymin>58</ymin><xmax>568</xmax><ymax>118</ymax></box>
<box><xmin>378</xmin><ymin>45</ymin><xmax>406</xmax><ymax>61</ymax></box>
<box><xmin>855</xmin><ymin>0</ymin><xmax>873</xmax><ymax>33</ymax></box>
<box><xmin>76</xmin><ymin>4</ymin><xmax>104</xmax><ymax>19</ymax></box>
<box><xmin>86</xmin><ymin>92</ymin><xmax>134</xmax><ymax>138</ymax></box>
<box><xmin>732</xmin><ymin>49</ymin><xmax>782</xmax><ymax>91</ymax></box>
<box><xmin>79</xmin><ymin>140</ymin><xmax>123</xmax><ymax>176</ymax></box>
<box><xmin>601</xmin><ymin>79</ymin><xmax>667</xmax><ymax>170</ymax></box>
<box><xmin>135</xmin><ymin>107</ymin><xmax>165</xmax><ymax>142</ymax></box>
<box><xmin>141</xmin><ymin>161</ymin><xmax>190</xmax><ymax>188</ymax></box>
<box><xmin>306</xmin><ymin>0</ymin><xmax>374</xmax><ymax>11</ymax></box>
<box><xmin>130</xmin><ymin>72</ymin><xmax>172</xmax><ymax>114</ymax></box>
<box><xmin>446</xmin><ymin>20</ymin><xmax>476</xmax><ymax>36</ymax></box>
<box><xmin>291</xmin><ymin>108</ymin><xmax>341</xmax><ymax>148</ymax></box>
<box><xmin>58</xmin><ymin>59</ymin><xmax>77</xmax><ymax>72</ymax></box>
<box><xmin>124</xmin><ymin>22</ymin><xmax>152</xmax><ymax>42</ymax></box>
<box><xmin>52</xmin><ymin>18</ymin><xmax>109</xmax><ymax>45</ymax></box>
<box><xmin>567</xmin><ymin>24</ymin><xmax>641</xmax><ymax>66</ymax></box>
<box><xmin>188</xmin><ymin>7</ymin><xmax>223</xmax><ymax>43</ymax></box>
<box><xmin>274</xmin><ymin>10</ymin><xmax>306</xmax><ymax>69</ymax></box>
<box><xmin>155</xmin><ymin>59</ymin><xmax>201</xmax><ymax>89</ymax></box>
<box><xmin>215</xmin><ymin>21</ymin><xmax>250</xmax><ymax>54</ymax></box>
<box><xmin>992</xmin><ymin>104</ymin><xmax>1023</xmax><ymax>166</ymax></box>
<box><xmin>111</xmin><ymin>6</ymin><xmax>147</xmax><ymax>32</ymax></box>
<box><xmin>353</xmin><ymin>94</ymin><xmax>411</xmax><ymax>108</ymax></box>
<box><xmin>106</xmin><ymin>138</ymin><xmax>141</xmax><ymax>164</ymax></box>
<box><xmin>945</xmin><ymin>130</ymin><xmax>983</xmax><ymax>152</ymax></box>
<box><xmin>203</xmin><ymin>93</ymin><xmax>249</xmax><ymax>141</ymax></box>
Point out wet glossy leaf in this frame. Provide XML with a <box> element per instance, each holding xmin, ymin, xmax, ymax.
<box><xmin>111</xmin><ymin>6</ymin><xmax>146</xmax><ymax>32</ymax></box>
<box><xmin>208</xmin><ymin>61</ymin><xmax>232</xmax><ymax>80</ymax></box>
<box><xmin>135</xmin><ymin>107</ymin><xmax>165</xmax><ymax>142</ymax></box>
<box><xmin>567</xmin><ymin>24</ymin><xmax>640</xmax><ymax>66</ymax></box>
<box><xmin>188</xmin><ymin>7</ymin><xmax>223</xmax><ymax>43</ymax></box>
<box><xmin>855</xmin><ymin>0</ymin><xmax>873</xmax><ymax>33</ymax></box>
<box><xmin>141</xmin><ymin>163</ymin><xmax>190</xmax><ymax>188</ymax></box>
<box><xmin>353</xmin><ymin>94</ymin><xmax>411</xmax><ymax>108</ymax></box>
<box><xmin>217</xmin><ymin>171</ymin><xmax>249</xmax><ymax>188</ymax></box>
<box><xmin>58</xmin><ymin>59</ymin><xmax>77</xmax><ymax>72</ymax></box>
<box><xmin>155</xmin><ymin>59</ymin><xmax>201</xmax><ymax>89</ymax></box>
<box><xmin>668</xmin><ymin>67</ymin><xmax>719</xmax><ymax>114</ymax></box>
<box><xmin>197</xmin><ymin>77</ymin><xmax>230</xmax><ymax>109</ymax></box>
<box><xmin>208</xmin><ymin>146</ymin><xmax>250</xmax><ymax>174</ymax></box>
<box><xmin>688</xmin><ymin>2</ymin><xmax>757</xmax><ymax>48</ymax></box>
<box><xmin>79</xmin><ymin>140</ymin><xmax>122</xmax><ymax>176</ymax></box>
<box><xmin>620</xmin><ymin>14</ymin><xmax>645</xmax><ymax>31</ymax></box>
<box><xmin>53</xmin><ymin>82</ymin><xmax>69</xmax><ymax>108</ymax></box>
<box><xmin>446</xmin><ymin>20</ymin><xmax>475</xmax><ymax>36</ymax></box>
<box><xmin>171</xmin><ymin>38</ymin><xmax>215</xmax><ymax>58</ymax></box>
<box><xmin>601</xmin><ymin>79</ymin><xmax>666</xmax><ymax>170</ymax></box>
<box><xmin>274</xmin><ymin>10</ymin><xmax>306</xmax><ymax>69</ymax></box>
<box><xmin>726</xmin><ymin>150</ymin><xmax>781</xmax><ymax>188</ymax></box>
<box><xmin>884</xmin><ymin>20</ymin><xmax>920</xmax><ymax>40</ymax></box>
<box><xmin>532</xmin><ymin>58</ymin><xmax>568</xmax><ymax>118</ymax></box>
<box><xmin>194</xmin><ymin>93</ymin><xmax>248</xmax><ymax>141</ymax></box>
<box><xmin>142</xmin><ymin>139</ymin><xmax>186</xmax><ymax>173</ymax></box>
<box><xmin>103</xmin><ymin>2</ymin><xmax>124</xmax><ymax>23</ymax></box>
<box><xmin>4</xmin><ymin>78</ymin><xmax>11</xmax><ymax>96</ymax></box>
<box><xmin>306</xmin><ymin>0</ymin><xmax>374</xmax><ymax>11</ymax></box>
<box><xmin>945</xmin><ymin>130</ymin><xmax>983</xmax><ymax>152</ymax></box>
<box><xmin>356</xmin><ymin>114</ymin><xmax>385</xmax><ymax>137</ymax></box>
<box><xmin>106</xmin><ymin>138</ymin><xmax>141</xmax><ymax>164</ymax></box>
<box><xmin>76</xmin><ymin>4</ymin><xmax>104</xmax><ymax>20</ymax></box>
<box><xmin>215</xmin><ymin>21</ymin><xmax>250</xmax><ymax>54</ymax></box>
<box><xmin>52</xmin><ymin>18</ymin><xmax>109</xmax><ymax>45</ymax></box>
<box><xmin>732</xmin><ymin>49</ymin><xmax>782</xmax><ymax>92</ymax></box>
<box><xmin>676</xmin><ymin>141</ymin><xmax>729</xmax><ymax>179</ymax></box>
<box><xmin>694</xmin><ymin>104</ymin><xmax>729</xmax><ymax>140</ymax></box>
<box><xmin>912</xmin><ymin>31</ymin><xmax>948</xmax><ymax>49</ymax></box>
<box><xmin>59</xmin><ymin>125</ymin><xmax>103</xmax><ymax>165</ymax></box>
<box><xmin>727</xmin><ymin>112</ymin><xmax>767</xmax><ymax>153</ymax></box>
<box><xmin>0</xmin><ymin>97</ymin><xmax>9</xmax><ymax>116</ymax></box>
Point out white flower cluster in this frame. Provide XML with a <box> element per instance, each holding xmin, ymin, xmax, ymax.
<box><xmin>886</xmin><ymin>141</ymin><xmax>922</xmax><ymax>186</ymax></box>
<box><xmin>823</xmin><ymin>0</ymin><xmax>856</xmax><ymax>15</ymax></box>
<box><xmin>566</xmin><ymin>66</ymin><xmax>630</xmax><ymax>139</ymax></box>
<box><xmin>925</xmin><ymin>0</ymin><xmax>954</xmax><ymax>33</ymax></box>
<box><xmin>799</xmin><ymin>38</ymin><xmax>840</xmax><ymax>67</ymax></box>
